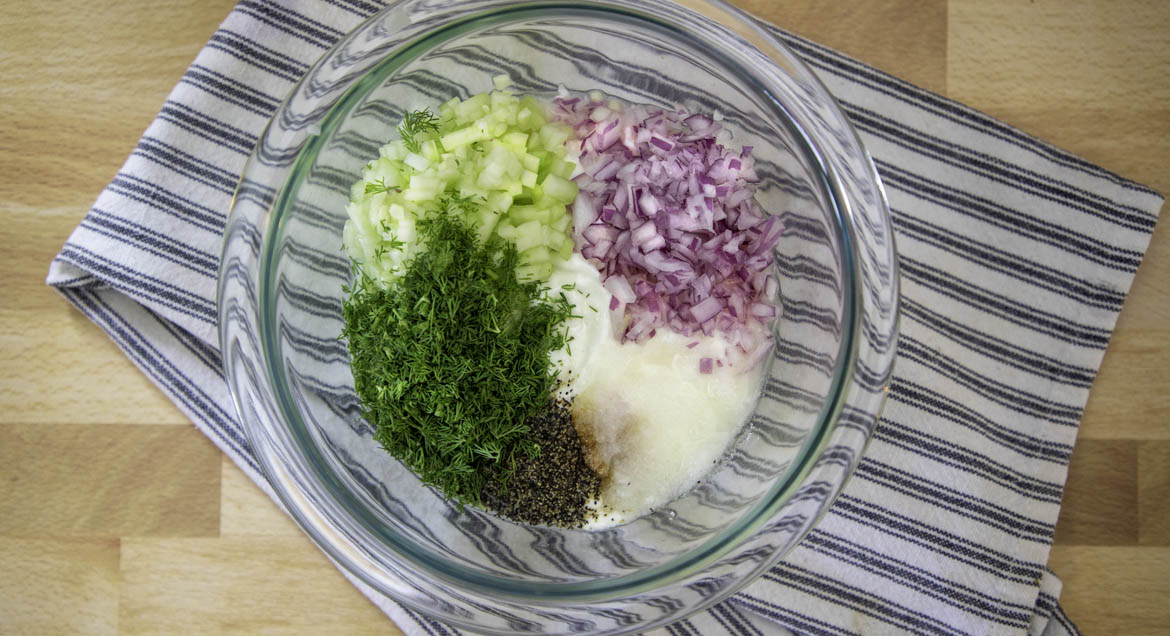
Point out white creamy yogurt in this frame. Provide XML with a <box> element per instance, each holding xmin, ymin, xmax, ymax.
<box><xmin>545</xmin><ymin>254</ymin><xmax>610</xmax><ymax>399</ymax></box>
<box><xmin>546</xmin><ymin>255</ymin><xmax>764</xmax><ymax>528</ymax></box>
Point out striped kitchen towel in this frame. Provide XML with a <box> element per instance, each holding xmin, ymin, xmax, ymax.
<box><xmin>46</xmin><ymin>1</ymin><xmax>1163</xmax><ymax>635</ymax></box>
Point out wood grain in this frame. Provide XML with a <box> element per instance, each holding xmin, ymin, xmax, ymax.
<box><xmin>1139</xmin><ymin>442</ymin><xmax>1170</xmax><ymax>546</ymax></box>
<box><xmin>1052</xmin><ymin>440</ymin><xmax>1139</xmax><ymax>546</ymax></box>
<box><xmin>120</xmin><ymin>537</ymin><xmax>402</xmax><ymax>635</ymax></box>
<box><xmin>0</xmin><ymin>537</ymin><xmax>121</xmax><ymax>636</ymax></box>
<box><xmin>0</xmin><ymin>204</ymin><xmax>190</xmax><ymax>425</ymax></box>
<box><xmin>219</xmin><ymin>459</ymin><xmax>303</xmax><ymax>538</ymax></box>
<box><xmin>0</xmin><ymin>1</ymin><xmax>1165</xmax><ymax>634</ymax></box>
<box><xmin>1048</xmin><ymin>546</ymin><xmax>1170</xmax><ymax>635</ymax></box>
<box><xmin>730</xmin><ymin>0</ymin><xmax>949</xmax><ymax>93</ymax></box>
<box><xmin>0</xmin><ymin>423</ymin><xmax>221</xmax><ymax>537</ymax></box>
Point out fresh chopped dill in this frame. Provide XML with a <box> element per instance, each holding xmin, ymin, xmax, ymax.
<box><xmin>441</xmin><ymin>191</ymin><xmax>479</xmax><ymax>217</ymax></box>
<box><xmin>365</xmin><ymin>178</ymin><xmax>399</xmax><ymax>196</ymax></box>
<box><xmin>377</xmin><ymin>221</ymin><xmax>406</xmax><ymax>251</ymax></box>
<box><xmin>341</xmin><ymin>212</ymin><xmax>574</xmax><ymax>507</ymax></box>
<box><xmin>398</xmin><ymin>109</ymin><xmax>441</xmax><ymax>154</ymax></box>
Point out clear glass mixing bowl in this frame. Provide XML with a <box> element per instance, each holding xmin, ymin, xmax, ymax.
<box><xmin>218</xmin><ymin>0</ymin><xmax>899</xmax><ymax>633</ymax></box>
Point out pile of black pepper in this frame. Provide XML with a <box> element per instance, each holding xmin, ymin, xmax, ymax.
<box><xmin>483</xmin><ymin>399</ymin><xmax>601</xmax><ymax>528</ymax></box>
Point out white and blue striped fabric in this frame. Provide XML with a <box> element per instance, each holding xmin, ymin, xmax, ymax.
<box><xmin>46</xmin><ymin>2</ymin><xmax>1163</xmax><ymax>635</ymax></box>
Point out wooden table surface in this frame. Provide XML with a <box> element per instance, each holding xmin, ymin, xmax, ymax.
<box><xmin>1</xmin><ymin>1</ymin><xmax>1166</xmax><ymax>634</ymax></box>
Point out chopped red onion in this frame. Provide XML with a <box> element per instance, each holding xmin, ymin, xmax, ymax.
<box><xmin>552</xmin><ymin>95</ymin><xmax>784</xmax><ymax>371</ymax></box>
<box><xmin>689</xmin><ymin>296</ymin><xmax>722</xmax><ymax>324</ymax></box>
<box><xmin>592</xmin><ymin>159</ymin><xmax>621</xmax><ymax>181</ymax></box>
<box><xmin>604</xmin><ymin>274</ymin><xmax>637</xmax><ymax>304</ymax></box>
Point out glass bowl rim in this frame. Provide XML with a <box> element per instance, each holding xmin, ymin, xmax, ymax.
<box><xmin>218</xmin><ymin>0</ymin><xmax>898</xmax><ymax>626</ymax></box>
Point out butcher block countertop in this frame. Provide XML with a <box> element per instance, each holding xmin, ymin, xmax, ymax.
<box><xmin>1</xmin><ymin>1</ymin><xmax>1166</xmax><ymax>634</ymax></box>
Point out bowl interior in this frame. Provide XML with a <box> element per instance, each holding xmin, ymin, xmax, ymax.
<box><xmin>258</xmin><ymin>5</ymin><xmax>850</xmax><ymax>595</ymax></box>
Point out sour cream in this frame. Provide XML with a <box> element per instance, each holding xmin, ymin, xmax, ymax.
<box><xmin>546</xmin><ymin>255</ymin><xmax>763</xmax><ymax>527</ymax></box>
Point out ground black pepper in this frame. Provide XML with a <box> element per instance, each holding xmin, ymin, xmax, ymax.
<box><xmin>483</xmin><ymin>399</ymin><xmax>601</xmax><ymax>528</ymax></box>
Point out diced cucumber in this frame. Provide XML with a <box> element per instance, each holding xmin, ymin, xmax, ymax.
<box><xmin>519</xmin><ymin>96</ymin><xmax>547</xmax><ymax>127</ymax></box>
<box><xmin>379</xmin><ymin>140</ymin><xmax>407</xmax><ymax>160</ymax></box>
<box><xmin>475</xmin><ymin>208</ymin><xmax>502</xmax><ymax>242</ymax></box>
<box><xmin>521</xmin><ymin>153</ymin><xmax>542</xmax><ymax>173</ymax></box>
<box><xmin>519</xmin><ymin>245</ymin><xmax>552</xmax><ymax>267</ymax></box>
<box><xmin>342</xmin><ymin>87</ymin><xmax>582</xmax><ymax>286</ymax></box>
<box><xmin>486</xmin><ymin>191</ymin><xmax>513</xmax><ymax>212</ymax></box>
<box><xmin>476</xmin><ymin>164</ymin><xmax>505</xmax><ymax>190</ymax></box>
<box><xmin>539</xmin><ymin>124</ymin><xmax>570</xmax><ymax>150</ymax></box>
<box><xmin>454</xmin><ymin>93</ymin><xmax>490</xmax><ymax>124</ymax></box>
<box><xmin>513</xmin><ymin>220</ymin><xmax>546</xmax><ymax>253</ymax></box>
<box><xmin>550</xmin><ymin>210</ymin><xmax>572</xmax><ymax>234</ymax></box>
<box><xmin>403</xmin><ymin>153</ymin><xmax>430</xmax><ymax>172</ymax></box>
<box><xmin>507</xmin><ymin>205</ymin><xmax>545</xmax><ymax>224</ymax></box>
<box><xmin>440</xmin><ymin>124</ymin><xmax>484</xmax><ymax>150</ymax></box>
<box><xmin>541</xmin><ymin>174</ymin><xmax>578</xmax><ymax>203</ymax></box>
<box><xmin>404</xmin><ymin>175</ymin><xmax>442</xmax><ymax>200</ymax></box>
<box><xmin>553</xmin><ymin>234</ymin><xmax>573</xmax><ymax>260</ymax></box>
<box><xmin>495</xmin><ymin>223</ymin><xmax>518</xmax><ymax>240</ymax></box>
<box><xmin>501</xmin><ymin>131</ymin><xmax>528</xmax><ymax>148</ymax></box>
<box><xmin>490</xmin><ymin>90</ymin><xmax>513</xmax><ymax>112</ymax></box>
<box><xmin>515</xmin><ymin>260</ymin><xmax>554</xmax><ymax>282</ymax></box>
<box><xmin>548</xmin><ymin>158</ymin><xmax>575</xmax><ymax>179</ymax></box>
